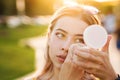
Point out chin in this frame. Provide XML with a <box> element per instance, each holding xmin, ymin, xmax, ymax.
<box><xmin>55</xmin><ymin>63</ymin><xmax>62</xmax><ymax>70</ymax></box>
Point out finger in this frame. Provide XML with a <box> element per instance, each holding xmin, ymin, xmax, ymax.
<box><xmin>73</xmin><ymin>60</ymin><xmax>105</xmax><ymax>79</ymax></box>
<box><xmin>81</xmin><ymin>72</ymin><xmax>96</xmax><ymax>80</ymax></box>
<box><xmin>75</xmin><ymin>46</ymin><xmax>90</xmax><ymax>53</ymax></box>
<box><xmin>89</xmin><ymin>48</ymin><xmax>104</xmax><ymax>57</ymax></box>
<box><xmin>89</xmin><ymin>48</ymin><xmax>110</xmax><ymax>65</ymax></box>
<box><xmin>76</xmin><ymin>46</ymin><xmax>103</xmax><ymax>57</ymax></box>
<box><xmin>74</xmin><ymin>50</ymin><xmax>103</xmax><ymax>64</ymax></box>
<box><xmin>101</xmin><ymin>35</ymin><xmax>112</xmax><ymax>53</ymax></box>
<box><xmin>72</xmin><ymin>58</ymin><xmax>101</xmax><ymax>71</ymax></box>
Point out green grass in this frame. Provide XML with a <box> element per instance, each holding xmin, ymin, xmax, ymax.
<box><xmin>0</xmin><ymin>24</ymin><xmax>48</xmax><ymax>80</ymax></box>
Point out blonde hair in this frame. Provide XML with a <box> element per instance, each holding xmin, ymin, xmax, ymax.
<box><xmin>36</xmin><ymin>4</ymin><xmax>102</xmax><ymax>80</ymax></box>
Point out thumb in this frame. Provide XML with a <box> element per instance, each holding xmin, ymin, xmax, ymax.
<box><xmin>102</xmin><ymin>35</ymin><xmax>112</xmax><ymax>53</ymax></box>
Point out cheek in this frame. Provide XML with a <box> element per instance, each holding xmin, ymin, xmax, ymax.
<box><xmin>49</xmin><ymin>34</ymin><xmax>63</xmax><ymax>49</ymax></box>
<box><xmin>48</xmin><ymin>35</ymin><xmax>63</xmax><ymax>57</ymax></box>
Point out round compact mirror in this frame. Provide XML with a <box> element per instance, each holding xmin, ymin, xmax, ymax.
<box><xmin>83</xmin><ymin>25</ymin><xmax>108</xmax><ymax>49</ymax></box>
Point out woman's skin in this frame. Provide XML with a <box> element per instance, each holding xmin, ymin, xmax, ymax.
<box><xmin>48</xmin><ymin>16</ymin><xmax>117</xmax><ymax>80</ymax></box>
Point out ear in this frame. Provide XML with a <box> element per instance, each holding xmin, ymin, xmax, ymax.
<box><xmin>101</xmin><ymin>35</ymin><xmax>112</xmax><ymax>53</ymax></box>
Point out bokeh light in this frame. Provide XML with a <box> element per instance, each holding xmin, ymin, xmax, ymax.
<box><xmin>63</xmin><ymin>0</ymin><xmax>78</xmax><ymax>6</ymax></box>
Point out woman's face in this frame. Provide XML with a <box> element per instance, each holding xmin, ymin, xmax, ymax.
<box><xmin>48</xmin><ymin>16</ymin><xmax>89</xmax><ymax>69</ymax></box>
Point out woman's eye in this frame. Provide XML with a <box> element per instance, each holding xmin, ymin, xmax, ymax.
<box><xmin>75</xmin><ymin>38</ymin><xmax>84</xmax><ymax>43</ymax></box>
<box><xmin>56</xmin><ymin>33</ymin><xmax>65</xmax><ymax>39</ymax></box>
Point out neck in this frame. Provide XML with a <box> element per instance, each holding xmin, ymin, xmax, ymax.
<box><xmin>51</xmin><ymin>66</ymin><xmax>60</xmax><ymax>80</ymax></box>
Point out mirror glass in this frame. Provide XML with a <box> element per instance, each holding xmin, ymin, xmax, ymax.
<box><xmin>83</xmin><ymin>25</ymin><xmax>108</xmax><ymax>49</ymax></box>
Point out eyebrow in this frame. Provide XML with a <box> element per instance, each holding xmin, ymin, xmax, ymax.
<box><xmin>75</xmin><ymin>34</ymin><xmax>83</xmax><ymax>37</ymax></box>
<box><xmin>56</xmin><ymin>28</ymin><xmax>83</xmax><ymax>37</ymax></box>
<box><xmin>56</xmin><ymin>28</ymin><xmax>68</xmax><ymax>34</ymax></box>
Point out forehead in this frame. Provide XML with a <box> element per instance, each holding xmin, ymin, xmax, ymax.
<box><xmin>53</xmin><ymin>16</ymin><xmax>89</xmax><ymax>35</ymax></box>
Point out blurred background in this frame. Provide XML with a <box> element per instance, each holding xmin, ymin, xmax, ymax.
<box><xmin>0</xmin><ymin>0</ymin><xmax>120</xmax><ymax>80</ymax></box>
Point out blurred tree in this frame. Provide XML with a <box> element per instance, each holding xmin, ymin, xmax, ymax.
<box><xmin>0</xmin><ymin>1</ymin><xmax>4</xmax><ymax>15</ymax></box>
<box><xmin>25</xmin><ymin>0</ymin><xmax>55</xmax><ymax>16</ymax></box>
<box><xmin>77</xmin><ymin>0</ymin><xmax>119</xmax><ymax>14</ymax></box>
<box><xmin>0</xmin><ymin>0</ymin><xmax>17</xmax><ymax>15</ymax></box>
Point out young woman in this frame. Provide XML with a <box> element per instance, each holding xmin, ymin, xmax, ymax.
<box><xmin>35</xmin><ymin>4</ymin><xmax>118</xmax><ymax>80</ymax></box>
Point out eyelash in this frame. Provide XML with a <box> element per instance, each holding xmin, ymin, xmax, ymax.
<box><xmin>74</xmin><ymin>38</ymin><xmax>84</xmax><ymax>43</ymax></box>
<box><xmin>56</xmin><ymin>32</ymin><xmax>65</xmax><ymax>39</ymax></box>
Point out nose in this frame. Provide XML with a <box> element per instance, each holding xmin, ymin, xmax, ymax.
<box><xmin>61</xmin><ymin>37</ymin><xmax>72</xmax><ymax>53</ymax></box>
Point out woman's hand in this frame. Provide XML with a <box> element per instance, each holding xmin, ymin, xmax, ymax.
<box><xmin>72</xmin><ymin>36</ymin><xmax>117</xmax><ymax>80</ymax></box>
<box><xmin>59</xmin><ymin>43</ymin><xmax>95</xmax><ymax>80</ymax></box>
<box><xmin>59</xmin><ymin>44</ymin><xmax>84</xmax><ymax>80</ymax></box>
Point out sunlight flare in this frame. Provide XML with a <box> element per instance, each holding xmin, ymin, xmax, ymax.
<box><xmin>94</xmin><ymin>0</ymin><xmax>117</xmax><ymax>2</ymax></box>
<box><xmin>63</xmin><ymin>0</ymin><xmax>78</xmax><ymax>6</ymax></box>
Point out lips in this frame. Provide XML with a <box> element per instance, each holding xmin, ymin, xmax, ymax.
<box><xmin>56</xmin><ymin>55</ymin><xmax>66</xmax><ymax>63</ymax></box>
